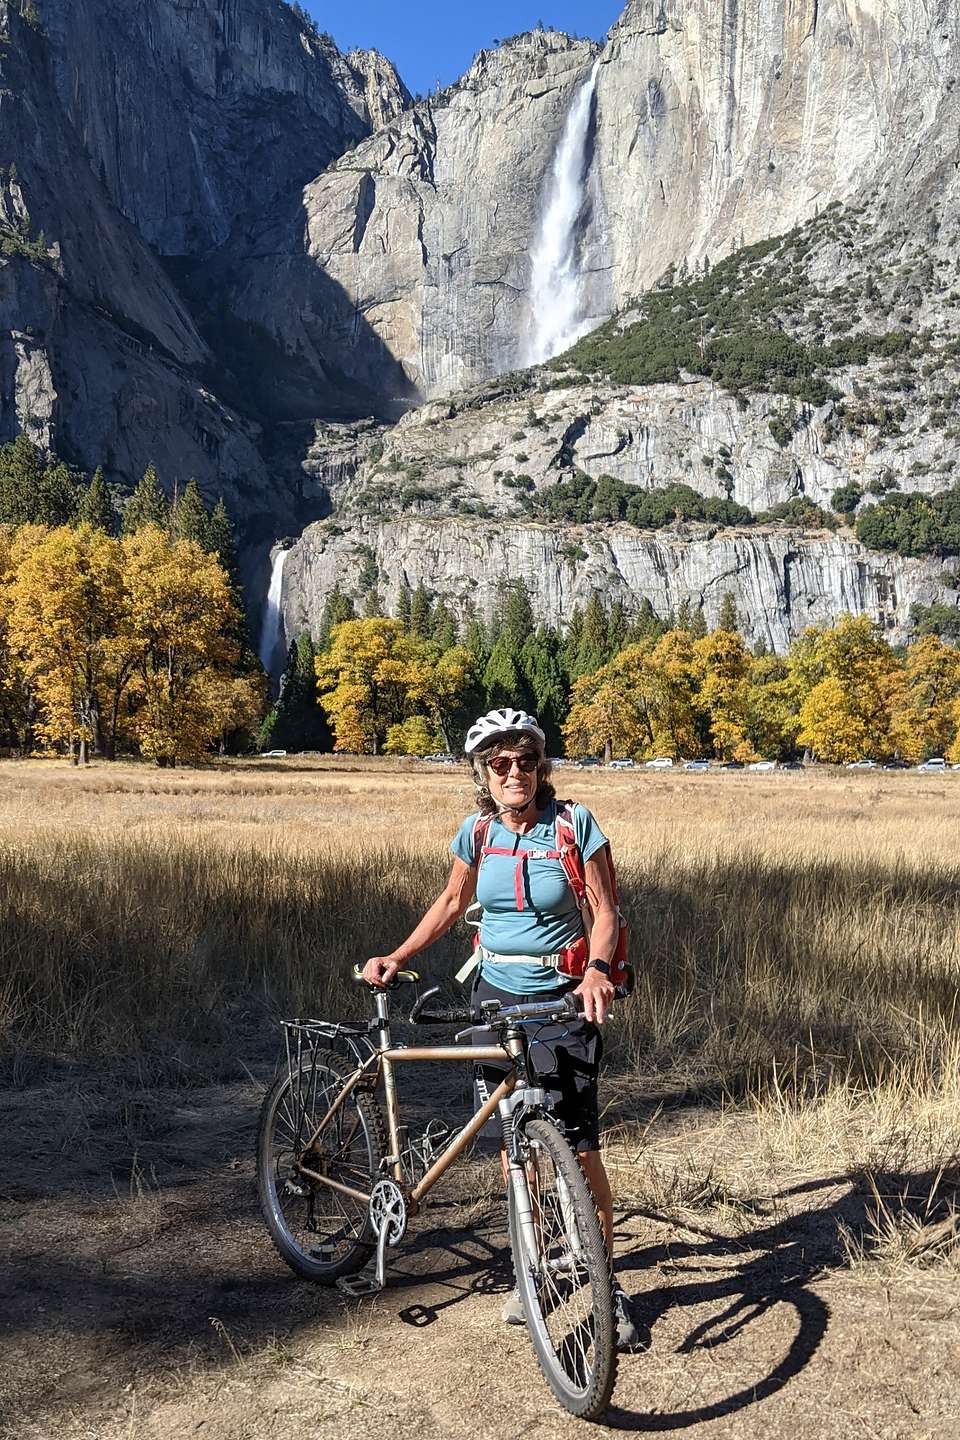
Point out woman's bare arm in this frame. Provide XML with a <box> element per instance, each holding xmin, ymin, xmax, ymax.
<box><xmin>574</xmin><ymin>850</ymin><xmax>619</xmax><ymax>1025</ymax></box>
<box><xmin>362</xmin><ymin>857</ymin><xmax>477</xmax><ymax>985</ymax></box>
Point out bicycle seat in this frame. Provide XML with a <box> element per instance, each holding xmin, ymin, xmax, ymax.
<box><xmin>352</xmin><ymin>963</ymin><xmax>420</xmax><ymax>989</ymax></box>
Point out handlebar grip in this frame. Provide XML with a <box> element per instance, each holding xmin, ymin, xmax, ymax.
<box><xmin>352</xmin><ymin>963</ymin><xmax>420</xmax><ymax>988</ymax></box>
<box><xmin>415</xmin><ymin>1007</ymin><xmax>474</xmax><ymax>1026</ymax></box>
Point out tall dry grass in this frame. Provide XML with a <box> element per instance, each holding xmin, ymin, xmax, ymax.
<box><xmin>1</xmin><ymin>757</ymin><xmax>958</xmax><ymax>1105</ymax></box>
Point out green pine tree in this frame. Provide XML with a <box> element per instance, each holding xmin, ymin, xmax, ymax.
<box><xmin>575</xmin><ymin>593</ymin><xmax>610</xmax><ymax>677</ymax></box>
<box><xmin>76</xmin><ymin>466</ymin><xmax>118</xmax><ymax>534</ymax></box>
<box><xmin>409</xmin><ymin>581</ymin><xmax>433</xmax><ymax>638</ymax></box>
<box><xmin>465</xmin><ymin>616</ymin><xmax>489</xmax><ymax>669</ymax></box>
<box><xmin>561</xmin><ymin>606</ymin><xmax>584</xmax><ymax>679</ymax></box>
<box><xmin>432</xmin><ymin>599</ymin><xmax>458</xmax><ymax>651</ymax></box>
<box><xmin>316</xmin><ymin>585</ymin><xmax>356</xmax><ymax>651</ymax></box>
<box><xmin>520</xmin><ymin>626</ymin><xmax>566</xmax><ymax>753</ymax></box>
<box><xmin>689</xmin><ymin>606</ymin><xmax>708</xmax><ymax>639</ymax></box>
<box><xmin>271</xmin><ymin>631</ymin><xmax>332</xmax><ymax>752</ymax></box>
<box><xmin>717</xmin><ymin>591</ymin><xmax>740</xmax><ymax>633</ymax></box>
<box><xmin>675</xmin><ymin>598</ymin><xmax>693</xmax><ymax>633</ymax></box>
<box><xmin>169</xmin><ymin>477</ymin><xmax>209</xmax><ymax>545</ymax></box>
<box><xmin>35</xmin><ymin>461</ymin><xmax>76</xmax><ymax>526</ymax></box>
<box><xmin>122</xmin><ymin>463</ymin><xmax>168</xmax><ymax>534</ymax></box>
<box><xmin>608</xmin><ymin>599</ymin><xmax>627</xmax><ymax>656</ymax></box>
<box><xmin>0</xmin><ymin>433</ymin><xmax>45</xmax><ymax>526</ymax></box>
<box><xmin>396</xmin><ymin>581</ymin><xmax>412</xmax><ymax>628</ymax></box>
<box><xmin>363</xmin><ymin>587</ymin><xmax>384</xmax><ymax>617</ymax></box>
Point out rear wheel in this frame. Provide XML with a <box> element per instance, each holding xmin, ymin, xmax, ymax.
<box><xmin>256</xmin><ymin>1048</ymin><xmax>383</xmax><ymax>1282</ymax></box>
<box><xmin>508</xmin><ymin>1118</ymin><xmax>616</xmax><ymax>1419</ymax></box>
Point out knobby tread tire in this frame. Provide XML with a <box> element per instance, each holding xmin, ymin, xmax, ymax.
<box><xmin>256</xmin><ymin>1047</ymin><xmax>384</xmax><ymax>1283</ymax></box>
<box><xmin>508</xmin><ymin>1118</ymin><xmax>617</xmax><ymax>1420</ymax></box>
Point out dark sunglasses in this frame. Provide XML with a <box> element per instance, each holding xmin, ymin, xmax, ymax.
<box><xmin>487</xmin><ymin>754</ymin><xmax>539</xmax><ymax>777</ymax></box>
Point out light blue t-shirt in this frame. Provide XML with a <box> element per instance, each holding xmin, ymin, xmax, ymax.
<box><xmin>451</xmin><ymin>801</ymin><xmax>608</xmax><ymax>994</ymax></box>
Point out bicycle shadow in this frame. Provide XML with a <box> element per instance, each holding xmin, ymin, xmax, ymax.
<box><xmin>602</xmin><ymin>1164</ymin><xmax>959</xmax><ymax>1430</ymax></box>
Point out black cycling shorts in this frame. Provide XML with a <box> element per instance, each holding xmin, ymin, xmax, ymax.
<box><xmin>471</xmin><ymin>972</ymin><xmax>603</xmax><ymax>1153</ymax></box>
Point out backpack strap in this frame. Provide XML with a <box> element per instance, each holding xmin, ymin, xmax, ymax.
<box><xmin>554</xmin><ymin>801</ymin><xmax>588</xmax><ymax>906</ymax></box>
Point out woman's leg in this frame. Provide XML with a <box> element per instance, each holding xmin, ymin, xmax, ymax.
<box><xmin>578</xmin><ymin>1149</ymin><xmax>613</xmax><ymax>1254</ymax></box>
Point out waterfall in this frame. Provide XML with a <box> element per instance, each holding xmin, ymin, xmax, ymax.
<box><xmin>525</xmin><ymin>58</ymin><xmax>602</xmax><ymax>366</ymax></box>
<box><xmin>258</xmin><ymin>548</ymin><xmax>288</xmax><ymax>676</ymax></box>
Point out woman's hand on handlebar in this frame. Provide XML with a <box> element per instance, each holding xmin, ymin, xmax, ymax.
<box><xmin>362</xmin><ymin>955</ymin><xmax>401</xmax><ymax>987</ymax></box>
<box><xmin>574</xmin><ymin>969</ymin><xmax>616</xmax><ymax>1025</ymax></box>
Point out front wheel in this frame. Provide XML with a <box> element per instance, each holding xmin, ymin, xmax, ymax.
<box><xmin>256</xmin><ymin>1047</ymin><xmax>384</xmax><ymax>1283</ymax></box>
<box><xmin>507</xmin><ymin>1118</ymin><xmax>617</xmax><ymax>1419</ymax></box>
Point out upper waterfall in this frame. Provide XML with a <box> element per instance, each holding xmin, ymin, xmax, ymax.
<box><xmin>525</xmin><ymin>58</ymin><xmax>602</xmax><ymax>366</ymax></box>
<box><xmin>258</xmin><ymin>549</ymin><xmax>288</xmax><ymax>678</ymax></box>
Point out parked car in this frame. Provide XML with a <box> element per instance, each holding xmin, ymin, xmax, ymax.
<box><xmin>644</xmin><ymin>757</ymin><xmax>674</xmax><ymax>770</ymax></box>
<box><xmin>748</xmin><ymin>760</ymin><xmax>777</xmax><ymax>772</ymax></box>
<box><xmin>259</xmin><ymin>749</ymin><xmax>288</xmax><ymax>759</ymax></box>
<box><xmin>846</xmin><ymin>759</ymin><xmax>877</xmax><ymax>770</ymax></box>
<box><xmin>780</xmin><ymin>761</ymin><xmax>804</xmax><ymax>771</ymax></box>
<box><xmin>883</xmin><ymin>759</ymin><xmax>910</xmax><ymax>770</ymax></box>
<box><xmin>608</xmin><ymin>758</ymin><xmax>636</xmax><ymax>769</ymax></box>
<box><xmin>719</xmin><ymin>760</ymin><xmax>744</xmax><ymax>770</ymax></box>
<box><xmin>684</xmin><ymin>760</ymin><xmax>710</xmax><ymax>772</ymax></box>
<box><xmin>917</xmin><ymin>757</ymin><xmax>947</xmax><ymax>772</ymax></box>
<box><xmin>576</xmin><ymin>757</ymin><xmax>602</xmax><ymax>768</ymax></box>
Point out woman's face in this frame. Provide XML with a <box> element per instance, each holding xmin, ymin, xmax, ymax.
<box><xmin>484</xmin><ymin>747</ymin><xmax>541</xmax><ymax>811</ymax></box>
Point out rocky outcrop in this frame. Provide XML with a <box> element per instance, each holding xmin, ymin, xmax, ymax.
<box><xmin>282</xmin><ymin>513</ymin><xmax>951</xmax><ymax>653</ymax></box>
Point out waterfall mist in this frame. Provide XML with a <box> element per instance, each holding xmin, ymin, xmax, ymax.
<box><xmin>258</xmin><ymin>549</ymin><xmax>288</xmax><ymax>678</ymax></box>
<box><xmin>525</xmin><ymin>59</ymin><xmax>602</xmax><ymax>366</ymax></box>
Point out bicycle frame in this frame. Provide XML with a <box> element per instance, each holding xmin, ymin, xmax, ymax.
<box><xmin>291</xmin><ymin>989</ymin><xmax>528</xmax><ymax>1213</ymax></box>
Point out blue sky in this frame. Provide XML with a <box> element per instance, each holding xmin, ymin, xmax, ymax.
<box><xmin>309</xmin><ymin>3</ymin><xmax>625</xmax><ymax>97</ymax></box>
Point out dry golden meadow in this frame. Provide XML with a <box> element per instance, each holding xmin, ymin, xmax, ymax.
<box><xmin>2</xmin><ymin>757</ymin><xmax>960</xmax><ymax>1438</ymax></box>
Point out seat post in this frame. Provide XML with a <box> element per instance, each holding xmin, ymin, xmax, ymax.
<box><xmin>375</xmin><ymin>989</ymin><xmax>403</xmax><ymax>1179</ymax></box>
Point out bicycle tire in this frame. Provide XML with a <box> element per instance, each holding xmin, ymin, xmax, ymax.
<box><xmin>256</xmin><ymin>1047</ymin><xmax>384</xmax><ymax>1283</ymax></box>
<box><xmin>508</xmin><ymin>1117</ymin><xmax>616</xmax><ymax>1419</ymax></box>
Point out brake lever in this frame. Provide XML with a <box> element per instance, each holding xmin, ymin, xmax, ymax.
<box><xmin>409</xmin><ymin>986</ymin><xmax>440</xmax><ymax>1024</ymax></box>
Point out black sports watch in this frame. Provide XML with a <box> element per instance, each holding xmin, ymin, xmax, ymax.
<box><xmin>586</xmin><ymin>959</ymin><xmax>612</xmax><ymax>977</ymax></box>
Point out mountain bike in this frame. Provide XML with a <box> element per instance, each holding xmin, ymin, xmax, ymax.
<box><xmin>256</xmin><ymin>968</ymin><xmax>617</xmax><ymax>1419</ymax></box>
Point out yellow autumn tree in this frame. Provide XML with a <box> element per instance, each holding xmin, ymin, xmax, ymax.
<box><xmin>646</xmin><ymin>630</ymin><xmax>699</xmax><ymax>758</ymax></box>
<box><xmin>563</xmin><ymin>636</ymin><xmax>698</xmax><ymax>761</ymax></box>
<box><xmin>887</xmin><ymin>635</ymin><xmax>960</xmax><ymax>761</ymax></box>
<box><xmin>121</xmin><ymin>525</ymin><xmax>244</xmax><ymax>765</ymax></box>
<box><xmin>6</xmin><ymin>523</ymin><xmax>131</xmax><ymax>762</ymax></box>
<box><xmin>384</xmin><ymin>715</ymin><xmax>440</xmax><ymax>756</ymax></box>
<box><xmin>564</xmin><ymin>662</ymin><xmax>645</xmax><ymax>762</ymax></box>
<box><xmin>793</xmin><ymin>615</ymin><xmax>896</xmax><ymax>762</ymax></box>
<box><xmin>404</xmin><ymin>642</ymin><xmax>477</xmax><ymax>752</ymax></box>
<box><xmin>691</xmin><ymin>628</ymin><xmax>756</xmax><ymax>761</ymax></box>
<box><xmin>745</xmin><ymin>652</ymin><xmax>802</xmax><ymax>759</ymax></box>
<box><xmin>0</xmin><ymin>524</ymin><xmax>35</xmax><ymax>752</ymax></box>
<box><xmin>315</xmin><ymin>618</ymin><xmax>418</xmax><ymax>753</ymax></box>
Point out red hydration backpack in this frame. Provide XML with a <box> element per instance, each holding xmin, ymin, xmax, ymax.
<box><xmin>470</xmin><ymin>801</ymin><xmax>631</xmax><ymax>989</ymax></box>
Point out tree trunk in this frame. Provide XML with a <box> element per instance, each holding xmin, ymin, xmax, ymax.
<box><xmin>603</xmin><ymin>738</ymin><xmax>612</xmax><ymax>765</ymax></box>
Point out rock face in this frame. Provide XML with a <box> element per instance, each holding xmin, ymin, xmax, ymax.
<box><xmin>282</xmin><ymin>513</ymin><xmax>950</xmax><ymax>654</ymax></box>
<box><xmin>0</xmin><ymin>0</ymin><xmax>407</xmax><ymax>530</ymax></box>
<box><xmin>229</xmin><ymin>32</ymin><xmax>605</xmax><ymax>402</ymax></box>
<box><xmin>41</xmin><ymin>0</ymin><xmax>409</xmax><ymax>256</ymax></box>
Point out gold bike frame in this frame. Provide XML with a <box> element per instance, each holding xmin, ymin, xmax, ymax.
<box><xmin>294</xmin><ymin>988</ymin><xmax>524</xmax><ymax>1212</ymax></box>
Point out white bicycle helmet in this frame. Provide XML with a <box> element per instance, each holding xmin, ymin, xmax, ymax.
<box><xmin>464</xmin><ymin>708</ymin><xmax>546</xmax><ymax>755</ymax></box>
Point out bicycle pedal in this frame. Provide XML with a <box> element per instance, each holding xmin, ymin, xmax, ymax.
<box><xmin>336</xmin><ymin>1272</ymin><xmax>383</xmax><ymax>1298</ymax></box>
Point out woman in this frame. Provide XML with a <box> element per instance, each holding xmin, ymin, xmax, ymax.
<box><xmin>363</xmin><ymin>707</ymin><xmax>638</xmax><ymax>1347</ymax></box>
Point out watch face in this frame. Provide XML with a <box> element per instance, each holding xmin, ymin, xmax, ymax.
<box><xmin>589</xmin><ymin>960</ymin><xmax>611</xmax><ymax>975</ymax></box>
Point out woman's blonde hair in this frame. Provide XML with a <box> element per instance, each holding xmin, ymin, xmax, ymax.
<box><xmin>470</xmin><ymin>730</ymin><xmax>555</xmax><ymax>817</ymax></box>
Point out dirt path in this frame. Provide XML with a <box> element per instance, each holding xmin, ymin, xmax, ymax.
<box><xmin>2</xmin><ymin>1069</ymin><xmax>959</xmax><ymax>1440</ymax></box>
